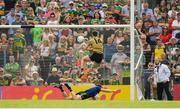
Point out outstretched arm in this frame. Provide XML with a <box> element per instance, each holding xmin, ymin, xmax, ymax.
<box><xmin>101</xmin><ymin>88</ymin><xmax>116</xmax><ymax>93</ymax></box>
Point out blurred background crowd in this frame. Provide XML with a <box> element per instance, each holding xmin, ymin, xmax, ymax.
<box><xmin>0</xmin><ymin>0</ymin><xmax>179</xmax><ymax>100</ymax></box>
<box><xmin>0</xmin><ymin>0</ymin><xmax>131</xmax><ymax>87</ymax></box>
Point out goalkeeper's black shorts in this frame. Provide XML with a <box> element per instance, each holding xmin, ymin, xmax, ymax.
<box><xmin>76</xmin><ymin>91</ymin><xmax>89</xmax><ymax>100</ymax></box>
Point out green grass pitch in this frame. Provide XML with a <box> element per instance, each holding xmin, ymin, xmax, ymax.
<box><xmin>0</xmin><ymin>100</ymin><xmax>180</xmax><ymax>108</ymax></box>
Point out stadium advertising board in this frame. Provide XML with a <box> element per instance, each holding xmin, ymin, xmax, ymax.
<box><xmin>173</xmin><ymin>85</ymin><xmax>180</xmax><ymax>100</ymax></box>
<box><xmin>1</xmin><ymin>85</ymin><xmax>130</xmax><ymax>100</ymax></box>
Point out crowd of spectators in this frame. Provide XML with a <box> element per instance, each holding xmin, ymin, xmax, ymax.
<box><xmin>136</xmin><ymin>0</ymin><xmax>180</xmax><ymax>100</ymax></box>
<box><xmin>0</xmin><ymin>0</ymin><xmax>131</xmax><ymax>86</ymax></box>
<box><xmin>0</xmin><ymin>0</ymin><xmax>179</xmax><ymax>101</ymax></box>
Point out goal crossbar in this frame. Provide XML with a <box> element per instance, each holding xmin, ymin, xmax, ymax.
<box><xmin>0</xmin><ymin>25</ymin><xmax>131</xmax><ymax>28</ymax></box>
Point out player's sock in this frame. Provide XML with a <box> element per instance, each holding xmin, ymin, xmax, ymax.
<box><xmin>64</xmin><ymin>83</ymin><xmax>72</xmax><ymax>92</ymax></box>
<box><xmin>59</xmin><ymin>84</ymin><xmax>64</xmax><ymax>92</ymax></box>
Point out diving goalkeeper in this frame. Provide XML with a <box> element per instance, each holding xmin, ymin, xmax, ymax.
<box><xmin>54</xmin><ymin>84</ymin><xmax>116</xmax><ymax>100</ymax></box>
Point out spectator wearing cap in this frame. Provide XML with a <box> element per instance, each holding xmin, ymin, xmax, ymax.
<box><xmin>0</xmin><ymin>16</ymin><xmax>8</xmax><ymax>25</ymax></box>
<box><xmin>45</xmin><ymin>67</ymin><xmax>60</xmax><ymax>86</ymax></box>
<box><xmin>4</xmin><ymin>56</ymin><xmax>19</xmax><ymax>78</ymax></box>
<box><xmin>14</xmin><ymin>4</ymin><xmax>23</xmax><ymax>19</ymax></box>
<box><xmin>12</xmin><ymin>13</ymin><xmax>24</xmax><ymax>25</ymax></box>
<box><xmin>0</xmin><ymin>0</ymin><xmax>5</xmax><ymax>16</ymax></box>
<box><xmin>110</xmin><ymin>45</ymin><xmax>129</xmax><ymax>84</ymax></box>
<box><xmin>172</xmin><ymin>12</ymin><xmax>180</xmax><ymax>38</ymax></box>
<box><xmin>76</xmin><ymin>4</ymin><xmax>87</xmax><ymax>16</ymax></box>
<box><xmin>159</xmin><ymin>26</ymin><xmax>172</xmax><ymax>44</ymax></box>
<box><xmin>104</xmin><ymin>11</ymin><xmax>117</xmax><ymax>24</ymax></box>
<box><xmin>51</xmin><ymin>56</ymin><xmax>63</xmax><ymax>76</ymax></box>
<box><xmin>35</xmin><ymin>8</ymin><xmax>47</xmax><ymax>24</ymax></box>
<box><xmin>67</xmin><ymin>1</ymin><xmax>77</xmax><ymax>18</ymax></box>
<box><xmin>29</xmin><ymin>71</ymin><xmax>44</xmax><ymax>86</ymax></box>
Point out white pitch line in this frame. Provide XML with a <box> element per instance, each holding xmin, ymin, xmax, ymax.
<box><xmin>0</xmin><ymin>107</ymin><xmax>179</xmax><ymax>109</ymax></box>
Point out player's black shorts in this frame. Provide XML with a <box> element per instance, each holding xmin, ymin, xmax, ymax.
<box><xmin>89</xmin><ymin>52</ymin><xmax>103</xmax><ymax>64</ymax></box>
<box><xmin>76</xmin><ymin>91</ymin><xmax>89</xmax><ymax>100</ymax></box>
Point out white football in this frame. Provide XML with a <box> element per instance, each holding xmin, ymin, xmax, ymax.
<box><xmin>77</xmin><ymin>36</ymin><xmax>85</xmax><ymax>43</ymax></box>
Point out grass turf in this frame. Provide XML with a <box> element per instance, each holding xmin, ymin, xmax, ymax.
<box><xmin>0</xmin><ymin>100</ymin><xmax>180</xmax><ymax>108</ymax></box>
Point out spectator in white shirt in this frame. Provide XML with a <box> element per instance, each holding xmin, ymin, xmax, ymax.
<box><xmin>154</xmin><ymin>58</ymin><xmax>173</xmax><ymax>100</ymax></box>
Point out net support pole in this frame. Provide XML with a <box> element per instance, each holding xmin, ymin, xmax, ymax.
<box><xmin>130</xmin><ymin>0</ymin><xmax>135</xmax><ymax>101</ymax></box>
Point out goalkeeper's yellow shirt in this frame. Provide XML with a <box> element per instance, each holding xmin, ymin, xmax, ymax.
<box><xmin>88</xmin><ymin>37</ymin><xmax>103</xmax><ymax>54</ymax></box>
